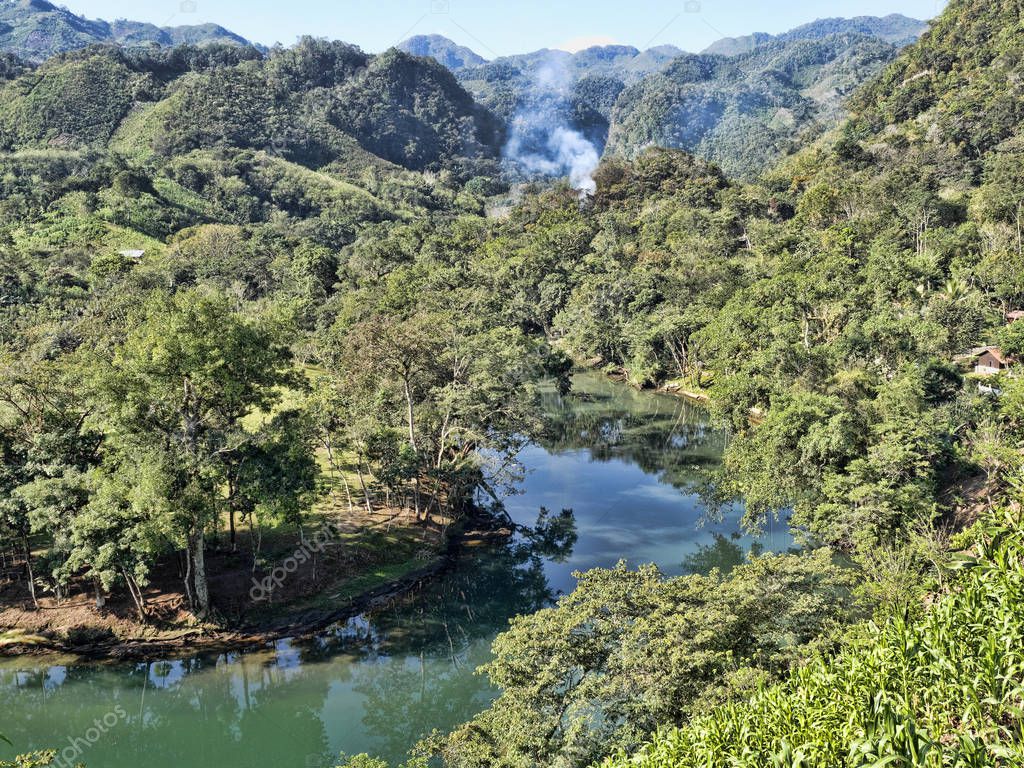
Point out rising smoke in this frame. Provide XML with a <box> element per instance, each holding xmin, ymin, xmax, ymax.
<box><xmin>502</xmin><ymin>53</ymin><xmax>601</xmax><ymax>197</ymax></box>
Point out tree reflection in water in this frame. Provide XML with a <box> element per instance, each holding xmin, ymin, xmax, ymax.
<box><xmin>537</xmin><ymin>373</ymin><xmax>726</xmax><ymax>495</ymax></box>
<box><xmin>310</xmin><ymin>508</ymin><xmax>579</xmax><ymax>759</ymax></box>
<box><xmin>681</xmin><ymin>533</ymin><xmax>765</xmax><ymax>575</ymax></box>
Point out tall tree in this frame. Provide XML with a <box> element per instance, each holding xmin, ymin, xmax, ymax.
<box><xmin>87</xmin><ymin>288</ymin><xmax>298</xmax><ymax>617</ymax></box>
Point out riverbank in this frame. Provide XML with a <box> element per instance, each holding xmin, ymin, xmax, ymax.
<box><xmin>0</xmin><ymin>503</ymin><xmax>512</xmax><ymax>661</ymax></box>
<box><xmin>0</xmin><ymin>369</ymin><xmax>769</xmax><ymax>768</ymax></box>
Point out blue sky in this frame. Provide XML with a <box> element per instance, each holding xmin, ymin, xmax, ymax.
<box><xmin>64</xmin><ymin>0</ymin><xmax>948</xmax><ymax>56</ymax></box>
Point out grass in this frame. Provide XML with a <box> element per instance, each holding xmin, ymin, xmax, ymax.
<box><xmin>239</xmin><ymin>506</ymin><xmax>442</xmax><ymax>623</ymax></box>
<box><xmin>0</xmin><ymin>630</ymin><xmax>48</xmax><ymax>648</ymax></box>
<box><xmin>150</xmin><ymin>176</ymin><xmax>221</xmax><ymax>220</ymax></box>
<box><xmin>10</xmin><ymin>206</ymin><xmax>165</xmax><ymax>258</ymax></box>
<box><xmin>106</xmin><ymin>101</ymin><xmax>163</xmax><ymax>160</ymax></box>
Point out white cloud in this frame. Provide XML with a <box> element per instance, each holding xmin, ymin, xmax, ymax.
<box><xmin>555</xmin><ymin>35</ymin><xmax>620</xmax><ymax>53</ymax></box>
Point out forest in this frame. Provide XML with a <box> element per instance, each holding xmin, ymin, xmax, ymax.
<box><xmin>2</xmin><ymin>0</ymin><xmax>1024</xmax><ymax>766</ymax></box>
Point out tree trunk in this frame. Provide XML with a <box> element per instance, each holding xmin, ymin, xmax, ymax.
<box><xmin>248</xmin><ymin>512</ymin><xmax>263</xmax><ymax>575</ymax></box>
<box><xmin>22</xmin><ymin>536</ymin><xmax>37</xmax><ymax>610</ymax></box>
<box><xmin>403</xmin><ymin>379</ymin><xmax>423</xmax><ymax>521</ymax></box>
<box><xmin>121</xmin><ymin>568</ymin><xmax>147</xmax><ymax>622</ymax></box>
<box><xmin>190</xmin><ymin>530</ymin><xmax>210</xmax><ymax>617</ymax></box>
<box><xmin>413</xmin><ymin>475</ymin><xmax>423</xmax><ymax>522</ymax></box>
<box><xmin>1017</xmin><ymin>200</ymin><xmax>1022</xmax><ymax>257</ymax></box>
<box><xmin>182</xmin><ymin>548</ymin><xmax>194</xmax><ymax>609</ymax></box>
<box><xmin>227</xmin><ymin>463</ymin><xmax>245</xmax><ymax>553</ymax></box>
<box><xmin>324</xmin><ymin>436</ymin><xmax>355</xmax><ymax>514</ymax></box>
<box><xmin>355</xmin><ymin>457</ymin><xmax>374</xmax><ymax>515</ymax></box>
<box><xmin>340</xmin><ymin>471</ymin><xmax>354</xmax><ymax>514</ymax></box>
<box><xmin>403</xmin><ymin>378</ymin><xmax>417</xmax><ymax>450</ymax></box>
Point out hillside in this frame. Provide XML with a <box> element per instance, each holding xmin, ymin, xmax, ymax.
<box><xmin>0</xmin><ymin>38</ymin><xmax>502</xmax><ymax>174</ymax></box>
<box><xmin>0</xmin><ymin>10</ymin><xmax>933</xmax><ymax>187</ymax></box>
<box><xmin>577</xmin><ymin>0</ymin><xmax>1024</xmax><ymax>762</ymax></box>
<box><xmin>606</xmin><ymin>33</ymin><xmax>904</xmax><ymax>179</ymax></box>
<box><xmin>457</xmin><ymin>43</ymin><xmax>684</xmax><ymax>125</ymax></box>
<box><xmin>607</xmin><ymin>514</ymin><xmax>1024</xmax><ymax>767</ymax></box>
<box><xmin>0</xmin><ymin>0</ymin><xmax>255</xmax><ymax>61</ymax></box>
<box><xmin>451</xmin><ymin>43</ymin><xmax>688</xmax><ymax>182</ymax></box>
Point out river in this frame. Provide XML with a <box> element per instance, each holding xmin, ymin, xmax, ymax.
<box><xmin>0</xmin><ymin>371</ymin><xmax>789</xmax><ymax>767</ymax></box>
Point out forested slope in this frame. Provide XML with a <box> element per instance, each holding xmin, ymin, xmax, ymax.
<box><xmin>0</xmin><ymin>32</ymin><xmax>519</xmax><ymax>650</ymax></box>
<box><xmin>397</xmin><ymin>35</ymin><xmax>487</xmax><ymax>71</ymax></box>
<box><xmin>335</xmin><ymin>0</ymin><xmax>1024</xmax><ymax>764</ymax></box>
<box><xmin>606</xmin><ymin>511</ymin><xmax>1024</xmax><ymax>768</ymax></box>
<box><xmin>545</xmin><ymin>0</ymin><xmax>1024</xmax><ymax>764</ymax></box>
<box><xmin>703</xmin><ymin>14</ymin><xmax>926</xmax><ymax>56</ymax></box>
<box><xmin>0</xmin><ymin>39</ymin><xmax>502</xmax><ymax>172</ymax></box>
<box><xmin>606</xmin><ymin>33</ymin><xmax>906</xmax><ymax>179</ymax></box>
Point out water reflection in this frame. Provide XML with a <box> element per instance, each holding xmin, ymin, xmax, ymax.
<box><xmin>537</xmin><ymin>374</ymin><xmax>726</xmax><ymax>490</ymax></box>
<box><xmin>682</xmin><ymin>533</ymin><xmax>763</xmax><ymax>575</ymax></box>
<box><xmin>0</xmin><ymin>657</ymin><xmax>336</xmax><ymax>768</ymax></box>
<box><xmin>0</xmin><ymin>372</ymin><xmax>785</xmax><ymax>768</ymax></box>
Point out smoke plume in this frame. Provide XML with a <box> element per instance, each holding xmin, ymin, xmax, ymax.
<box><xmin>502</xmin><ymin>54</ymin><xmax>600</xmax><ymax>196</ymax></box>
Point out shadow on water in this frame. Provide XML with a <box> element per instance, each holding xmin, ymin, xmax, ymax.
<box><xmin>0</xmin><ymin>371</ymin><xmax>785</xmax><ymax>768</ymax></box>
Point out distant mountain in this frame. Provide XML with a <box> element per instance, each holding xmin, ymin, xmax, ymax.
<box><xmin>460</xmin><ymin>43</ymin><xmax>683</xmax><ymax>105</ymax></box>
<box><xmin>0</xmin><ymin>0</ymin><xmax>255</xmax><ymax>61</ymax></box>
<box><xmin>608</xmin><ymin>32</ymin><xmax>904</xmax><ymax>179</ymax></box>
<box><xmin>703</xmin><ymin>14</ymin><xmax>927</xmax><ymax>56</ymax></box>
<box><xmin>781</xmin><ymin>14</ymin><xmax>929</xmax><ymax>44</ymax></box>
<box><xmin>397</xmin><ymin>34</ymin><xmax>487</xmax><ymax>71</ymax></box>
<box><xmin>0</xmin><ymin>4</ymin><xmax>937</xmax><ymax>188</ymax></box>
<box><xmin>110</xmin><ymin>20</ymin><xmax>252</xmax><ymax>48</ymax></box>
<box><xmin>445</xmin><ymin>14</ymin><xmax>927</xmax><ymax>172</ymax></box>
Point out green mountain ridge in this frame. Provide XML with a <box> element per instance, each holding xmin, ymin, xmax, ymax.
<box><xmin>0</xmin><ymin>38</ymin><xmax>502</xmax><ymax>174</ymax></box>
<box><xmin>702</xmin><ymin>13</ymin><xmax>928</xmax><ymax>56</ymax></box>
<box><xmin>0</xmin><ymin>10</ymin><xmax>933</xmax><ymax>185</ymax></box>
<box><xmin>409</xmin><ymin>18</ymin><xmax>929</xmax><ymax>182</ymax></box>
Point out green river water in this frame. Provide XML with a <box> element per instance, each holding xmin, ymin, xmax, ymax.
<box><xmin>0</xmin><ymin>371</ymin><xmax>790</xmax><ymax>767</ymax></box>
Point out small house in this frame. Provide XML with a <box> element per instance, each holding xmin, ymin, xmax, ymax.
<box><xmin>1006</xmin><ymin>310</ymin><xmax>1024</xmax><ymax>324</ymax></box>
<box><xmin>119</xmin><ymin>249</ymin><xmax>146</xmax><ymax>261</ymax></box>
<box><xmin>976</xmin><ymin>347</ymin><xmax>1012</xmax><ymax>376</ymax></box>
